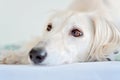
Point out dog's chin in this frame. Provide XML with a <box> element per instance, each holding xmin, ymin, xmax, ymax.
<box><xmin>29</xmin><ymin>60</ymin><xmax>72</xmax><ymax>66</ymax></box>
<box><xmin>30</xmin><ymin>63</ymin><xmax>60</xmax><ymax>66</ymax></box>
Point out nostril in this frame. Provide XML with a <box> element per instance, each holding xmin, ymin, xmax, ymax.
<box><xmin>35</xmin><ymin>52</ymin><xmax>47</xmax><ymax>61</ymax></box>
<box><xmin>36</xmin><ymin>56</ymin><xmax>42</xmax><ymax>60</ymax></box>
<box><xmin>30</xmin><ymin>54</ymin><xmax>33</xmax><ymax>59</ymax></box>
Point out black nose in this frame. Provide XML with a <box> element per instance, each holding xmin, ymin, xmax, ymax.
<box><xmin>29</xmin><ymin>48</ymin><xmax>47</xmax><ymax>64</ymax></box>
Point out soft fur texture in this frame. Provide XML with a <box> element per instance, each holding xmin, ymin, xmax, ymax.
<box><xmin>0</xmin><ymin>0</ymin><xmax>120</xmax><ymax>65</ymax></box>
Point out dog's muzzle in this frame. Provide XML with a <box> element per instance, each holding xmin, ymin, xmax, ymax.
<box><xmin>29</xmin><ymin>48</ymin><xmax>47</xmax><ymax>64</ymax></box>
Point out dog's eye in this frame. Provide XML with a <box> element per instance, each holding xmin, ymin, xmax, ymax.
<box><xmin>71</xmin><ymin>29</ymin><xmax>83</xmax><ymax>37</ymax></box>
<box><xmin>46</xmin><ymin>23</ymin><xmax>52</xmax><ymax>31</ymax></box>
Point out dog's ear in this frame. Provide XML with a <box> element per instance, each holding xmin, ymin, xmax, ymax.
<box><xmin>87</xmin><ymin>15</ymin><xmax>120</xmax><ymax>61</ymax></box>
<box><xmin>67</xmin><ymin>0</ymin><xmax>103</xmax><ymax>12</ymax></box>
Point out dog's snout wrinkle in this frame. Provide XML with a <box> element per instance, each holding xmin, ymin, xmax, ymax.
<box><xmin>29</xmin><ymin>48</ymin><xmax>47</xmax><ymax>64</ymax></box>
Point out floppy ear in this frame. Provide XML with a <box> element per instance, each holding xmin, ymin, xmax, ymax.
<box><xmin>67</xmin><ymin>0</ymin><xmax>104</xmax><ymax>12</ymax></box>
<box><xmin>87</xmin><ymin>15</ymin><xmax>120</xmax><ymax>61</ymax></box>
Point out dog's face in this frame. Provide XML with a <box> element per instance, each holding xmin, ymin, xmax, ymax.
<box><xmin>29</xmin><ymin>12</ymin><xmax>94</xmax><ymax>65</ymax></box>
<box><xmin>27</xmin><ymin>0</ymin><xmax>120</xmax><ymax>65</ymax></box>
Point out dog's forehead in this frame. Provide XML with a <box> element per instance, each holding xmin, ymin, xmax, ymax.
<box><xmin>67</xmin><ymin>13</ymin><xmax>92</xmax><ymax>27</ymax></box>
<box><xmin>51</xmin><ymin>12</ymin><xmax>91</xmax><ymax>27</ymax></box>
<box><xmin>50</xmin><ymin>11</ymin><xmax>73</xmax><ymax>25</ymax></box>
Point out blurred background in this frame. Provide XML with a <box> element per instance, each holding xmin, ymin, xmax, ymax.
<box><xmin>0</xmin><ymin>0</ymin><xmax>72</xmax><ymax>45</ymax></box>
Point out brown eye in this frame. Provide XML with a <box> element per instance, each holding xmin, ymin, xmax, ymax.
<box><xmin>71</xmin><ymin>29</ymin><xmax>83</xmax><ymax>37</ymax></box>
<box><xmin>46</xmin><ymin>23</ymin><xmax>52</xmax><ymax>31</ymax></box>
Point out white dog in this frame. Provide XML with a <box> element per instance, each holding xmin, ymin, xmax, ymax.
<box><xmin>0</xmin><ymin>0</ymin><xmax>120</xmax><ymax>65</ymax></box>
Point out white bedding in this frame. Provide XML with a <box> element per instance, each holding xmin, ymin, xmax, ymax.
<box><xmin>0</xmin><ymin>61</ymin><xmax>120</xmax><ymax>80</ymax></box>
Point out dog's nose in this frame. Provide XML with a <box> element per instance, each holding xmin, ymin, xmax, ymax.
<box><xmin>29</xmin><ymin>48</ymin><xmax>47</xmax><ymax>64</ymax></box>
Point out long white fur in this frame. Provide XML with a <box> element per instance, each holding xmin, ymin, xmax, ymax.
<box><xmin>0</xmin><ymin>0</ymin><xmax>120</xmax><ymax>65</ymax></box>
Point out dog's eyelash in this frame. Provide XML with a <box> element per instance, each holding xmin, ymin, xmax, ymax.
<box><xmin>46</xmin><ymin>23</ymin><xmax>52</xmax><ymax>31</ymax></box>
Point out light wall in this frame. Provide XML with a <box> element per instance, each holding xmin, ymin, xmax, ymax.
<box><xmin>0</xmin><ymin>0</ymin><xmax>72</xmax><ymax>45</ymax></box>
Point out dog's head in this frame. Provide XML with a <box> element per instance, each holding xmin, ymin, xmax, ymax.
<box><xmin>27</xmin><ymin>11</ymin><xmax>120</xmax><ymax>65</ymax></box>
